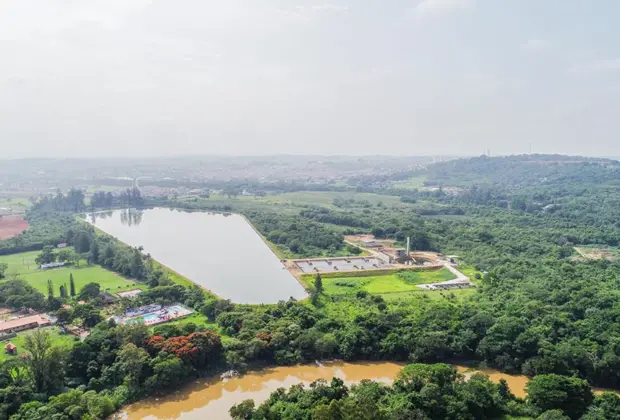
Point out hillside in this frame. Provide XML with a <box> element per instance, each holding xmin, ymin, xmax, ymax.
<box><xmin>420</xmin><ymin>154</ymin><xmax>620</xmax><ymax>189</ymax></box>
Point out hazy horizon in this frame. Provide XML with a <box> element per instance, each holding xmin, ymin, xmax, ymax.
<box><xmin>2</xmin><ymin>1</ymin><xmax>619</xmax><ymax>158</ymax></box>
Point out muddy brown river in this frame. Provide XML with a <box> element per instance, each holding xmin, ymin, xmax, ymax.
<box><xmin>117</xmin><ymin>362</ymin><xmax>531</xmax><ymax>419</ymax></box>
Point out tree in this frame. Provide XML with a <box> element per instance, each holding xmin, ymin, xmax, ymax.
<box><xmin>69</xmin><ymin>274</ymin><xmax>76</xmax><ymax>297</ymax></box>
<box><xmin>56</xmin><ymin>249</ymin><xmax>76</xmax><ymax>264</ymax></box>
<box><xmin>55</xmin><ymin>308</ymin><xmax>71</xmax><ymax>324</ymax></box>
<box><xmin>0</xmin><ymin>279</ymin><xmax>46</xmax><ymax>310</ymax></box>
<box><xmin>23</xmin><ymin>329</ymin><xmax>67</xmax><ymax>394</ymax></box>
<box><xmin>46</xmin><ymin>279</ymin><xmax>54</xmax><ymax>300</ymax></box>
<box><xmin>526</xmin><ymin>374</ymin><xmax>593</xmax><ymax>419</ymax></box>
<box><xmin>0</xmin><ymin>262</ymin><xmax>7</xmax><ymax>279</ymax></box>
<box><xmin>74</xmin><ymin>232</ymin><xmax>91</xmax><ymax>254</ymax></box>
<box><xmin>130</xmin><ymin>247</ymin><xmax>146</xmax><ymax>279</ymax></box>
<box><xmin>35</xmin><ymin>246</ymin><xmax>56</xmax><ymax>265</ymax></box>
<box><xmin>230</xmin><ymin>400</ymin><xmax>255</xmax><ymax>419</ymax></box>
<box><xmin>89</xmin><ymin>240</ymin><xmax>100</xmax><ymax>264</ymax></box>
<box><xmin>315</xmin><ymin>273</ymin><xmax>324</xmax><ymax>294</ymax></box>
<box><xmin>201</xmin><ymin>299</ymin><xmax>234</xmax><ymax>321</ymax></box>
<box><xmin>116</xmin><ymin>343</ymin><xmax>149</xmax><ymax>387</ymax></box>
<box><xmin>582</xmin><ymin>393</ymin><xmax>620</xmax><ymax>420</ymax></box>
<box><xmin>537</xmin><ymin>410</ymin><xmax>570</xmax><ymax>420</ymax></box>
<box><xmin>66</xmin><ymin>188</ymin><xmax>85</xmax><ymax>212</ymax></box>
<box><xmin>78</xmin><ymin>282</ymin><xmax>101</xmax><ymax>301</ymax></box>
<box><xmin>82</xmin><ymin>310</ymin><xmax>103</xmax><ymax>328</ymax></box>
<box><xmin>148</xmin><ymin>355</ymin><xmax>185</xmax><ymax>390</ymax></box>
<box><xmin>79</xmin><ymin>252</ymin><xmax>90</xmax><ymax>267</ymax></box>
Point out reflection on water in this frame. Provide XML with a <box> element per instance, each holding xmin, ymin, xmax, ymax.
<box><xmin>119</xmin><ymin>362</ymin><xmax>406</xmax><ymax>420</ymax></box>
<box><xmin>84</xmin><ymin>208</ymin><xmax>306</xmax><ymax>304</ymax></box>
<box><xmin>119</xmin><ymin>209</ymin><xmax>143</xmax><ymax>227</ymax></box>
<box><xmin>455</xmin><ymin>366</ymin><xmax>529</xmax><ymax>398</ymax></box>
<box><xmin>118</xmin><ymin>359</ymin><xmax>620</xmax><ymax>420</ymax></box>
<box><xmin>117</xmin><ymin>360</ymin><xmax>618</xmax><ymax>420</ymax></box>
<box><xmin>119</xmin><ymin>362</ymin><xmax>540</xmax><ymax>420</ymax></box>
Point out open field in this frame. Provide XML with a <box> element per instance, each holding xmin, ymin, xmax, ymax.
<box><xmin>0</xmin><ymin>197</ymin><xmax>31</xmax><ymax>216</ymax></box>
<box><xmin>0</xmin><ymin>215</ymin><xmax>29</xmax><ymax>239</ymax></box>
<box><xmin>155</xmin><ymin>311</ymin><xmax>218</xmax><ymax>332</ymax></box>
<box><xmin>391</xmin><ymin>175</ymin><xmax>427</xmax><ymax>190</ymax></box>
<box><xmin>574</xmin><ymin>245</ymin><xmax>620</xmax><ymax>261</ymax></box>
<box><xmin>176</xmin><ymin>191</ymin><xmax>404</xmax><ymax>211</ymax></box>
<box><xmin>382</xmin><ymin>287</ymin><xmax>477</xmax><ymax>302</ymax></box>
<box><xmin>0</xmin><ymin>251</ymin><xmax>142</xmax><ymax>294</ymax></box>
<box><xmin>305</xmin><ymin>268</ymin><xmax>456</xmax><ymax>297</ymax></box>
<box><xmin>0</xmin><ymin>326</ymin><xmax>76</xmax><ymax>362</ymax></box>
<box><xmin>264</xmin><ymin>191</ymin><xmax>403</xmax><ymax>208</ymax></box>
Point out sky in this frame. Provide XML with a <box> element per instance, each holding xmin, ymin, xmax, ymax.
<box><xmin>1</xmin><ymin>0</ymin><xmax>619</xmax><ymax>158</ymax></box>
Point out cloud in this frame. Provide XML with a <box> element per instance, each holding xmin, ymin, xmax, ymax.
<box><xmin>311</xmin><ymin>4</ymin><xmax>349</xmax><ymax>12</ymax></box>
<box><xmin>413</xmin><ymin>0</ymin><xmax>474</xmax><ymax>18</ymax></box>
<box><xmin>568</xmin><ymin>58</ymin><xmax>620</xmax><ymax>74</ymax></box>
<box><xmin>275</xmin><ymin>3</ymin><xmax>349</xmax><ymax>20</ymax></box>
<box><xmin>521</xmin><ymin>38</ymin><xmax>554</xmax><ymax>53</ymax></box>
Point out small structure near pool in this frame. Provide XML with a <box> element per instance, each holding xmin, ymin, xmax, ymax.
<box><xmin>116</xmin><ymin>289</ymin><xmax>143</xmax><ymax>299</ymax></box>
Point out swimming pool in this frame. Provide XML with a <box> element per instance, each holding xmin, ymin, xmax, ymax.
<box><xmin>142</xmin><ymin>313</ymin><xmax>160</xmax><ymax>322</ymax></box>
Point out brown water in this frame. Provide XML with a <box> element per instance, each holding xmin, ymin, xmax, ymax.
<box><xmin>118</xmin><ymin>362</ymin><xmax>530</xmax><ymax>420</ymax></box>
<box><xmin>85</xmin><ymin>208</ymin><xmax>306</xmax><ymax>304</ymax></box>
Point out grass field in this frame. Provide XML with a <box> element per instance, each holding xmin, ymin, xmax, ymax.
<box><xmin>0</xmin><ymin>251</ymin><xmax>142</xmax><ymax>294</ymax></box>
<box><xmin>177</xmin><ymin>191</ymin><xmax>404</xmax><ymax>211</ymax></box>
<box><xmin>266</xmin><ymin>191</ymin><xmax>403</xmax><ymax>208</ymax></box>
<box><xmin>0</xmin><ymin>197</ymin><xmax>31</xmax><ymax>215</ymax></box>
<box><xmin>391</xmin><ymin>175</ymin><xmax>427</xmax><ymax>190</ymax></box>
<box><xmin>0</xmin><ymin>326</ymin><xmax>76</xmax><ymax>362</ymax></box>
<box><xmin>382</xmin><ymin>288</ymin><xmax>477</xmax><ymax>302</ymax></box>
<box><xmin>312</xmin><ymin>268</ymin><xmax>456</xmax><ymax>297</ymax></box>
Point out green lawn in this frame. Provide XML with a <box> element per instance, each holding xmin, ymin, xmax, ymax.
<box><xmin>267</xmin><ymin>191</ymin><xmax>403</xmax><ymax>208</ymax></box>
<box><xmin>316</xmin><ymin>268</ymin><xmax>457</xmax><ymax>297</ymax></box>
<box><xmin>382</xmin><ymin>288</ymin><xmax>477</xmax><ymax>302</ymax></box>
<box><xmin>155</xmin><ymin>311</ymin><xmax>220</xmax><ymax>332</ymax></box>
<box><xmin>0</xmin><ymin>326</ymin><xmax>77</xmax><ymax>362</ymax></box>
<box><xmin>180</xmin><ymin>191</ymin><xmax>404</xmax><ymax>211</ymax></box>
<box><xmin>0</xmin><ymin>251</ymin><xmax>142</xmax><ymax>294</ymax></box>
<box><xmin>0</xmin><ymin>197</ymin><xmax>31</xmax><ymax>215</ymax></box>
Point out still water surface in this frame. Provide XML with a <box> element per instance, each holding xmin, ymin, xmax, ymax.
<box><xmin>86</xmin><ymin>208</ymin><xmax>306</xmax><ymax>304</ymax></box>
<box><xmin>117</xmin><ymin>362</ymin><xmax>530</xmax><ymax>420</ymax></box>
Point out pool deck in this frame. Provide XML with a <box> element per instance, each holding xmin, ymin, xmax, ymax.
<box><xmin>114</xmin><ymin>303</ymin><xmax>194</xmax><ymax>327</ymax></box>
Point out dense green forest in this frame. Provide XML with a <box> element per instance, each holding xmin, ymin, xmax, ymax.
<box><xmin>3</xmin><ymin>155</ymin><xmax>620</xmax><ymax>419</ymax></box>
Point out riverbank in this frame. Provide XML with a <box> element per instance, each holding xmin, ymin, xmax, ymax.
<box><xmin>116</xmin><ymin>361</ymin><xmax>536</xmax><ymax>419</ymax></box>
<box><xmin>116</xmin><ymin>358</ymin><xmax>620</xmax><ymax>419</ymax></box>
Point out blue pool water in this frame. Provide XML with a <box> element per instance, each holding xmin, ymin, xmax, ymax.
<box><xmin>143</xmin><ymin>313</ymin><xmax>160</xmax><ymax>322</ymax></box>
<box><xmin>169</xmin><ymin>305</ymin><xmax>185</xmax><ymax>313</ymax></box>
